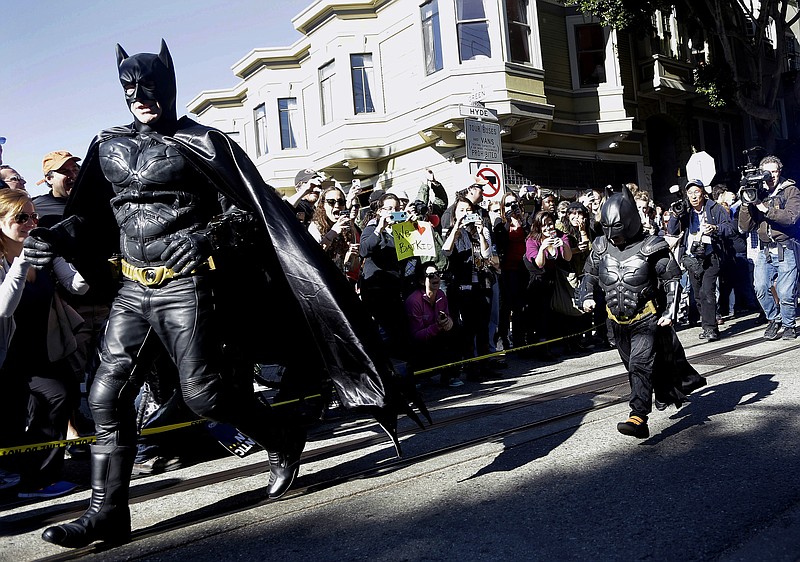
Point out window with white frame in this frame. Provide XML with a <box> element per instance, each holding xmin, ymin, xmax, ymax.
<box><xmin>566</xmin><ymin>16</ymin><xmax>620</xmax><ymax>90</ymax></box>
<box><xmin>319</xmin><ymin>61</ymin><xmax>335</xmax><ymax>125</ymax></box>
<box><xmin>254</xmin><ymin>103</ymin><xmax>268</xmax><ymax>157</ymax></box>
<box><xmin>350</xmin><ymin>54</ymin><xmax>375</xmax><ymax>114</ymax></box>
<box><xmin>506</xmin><ymin>0</ymin><xmax>531</xmax><ymax>64</ymax></box>
<box><xmin>421</xmin><ymin>0</ymin><xmax>443</xmax><ymax>74</ymax></box>
<box><xmin>659</xmin><ymin>12</ymin><xmax>674</xmax><ymax>57</ymax></box>
<box><xmin>278</xmin><ymin>98</ymin><xmax>298</xmax><ymax>150</ymax></box>
<box><xmin>575</xmin><ymin>24</ymin><xmax>606</xmax><ymax>86</ymax></box>
<box><xmin>456</xmin><ymin>0</ymin><xmax>491</xmax><ymax>62</ymax></box>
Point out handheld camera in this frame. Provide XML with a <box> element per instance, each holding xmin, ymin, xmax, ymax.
<box><xmin>463</xmin><ymin>212</ymin><xmax>482</xmax><ymax>225</ymax></box>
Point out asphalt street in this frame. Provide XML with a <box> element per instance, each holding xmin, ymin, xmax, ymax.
<box><xmin>2</xmin><ymin>313</ymin><xmax>800</xmax><ymax>562</ymax></box>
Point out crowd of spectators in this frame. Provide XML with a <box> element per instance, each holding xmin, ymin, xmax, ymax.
<box><xmin>293</xmin><ymin>168</ymin><xmax>791</xmax><ymax>392</ymax></box>
<box><xmin>0</xmin><ymin>148</ymin><xmax>795</xmax><ymax>501</ymax></box>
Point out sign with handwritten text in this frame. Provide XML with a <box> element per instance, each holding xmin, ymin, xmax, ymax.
<box><xmin>392</xmin><ymin>220</ymin><xmax>436</xmax><ymax>260</ymax></box>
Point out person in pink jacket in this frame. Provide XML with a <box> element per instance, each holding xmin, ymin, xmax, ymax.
<box><xmin>404</xmin><ymin>262</ymin><xmax>462</xmax><ymax>387</ymax></box>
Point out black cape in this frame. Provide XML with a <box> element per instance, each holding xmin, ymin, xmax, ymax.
<box><xmin>65</xmin><ymin>117</ymin><xmax>416</xmax><ymax>425</ymax></box>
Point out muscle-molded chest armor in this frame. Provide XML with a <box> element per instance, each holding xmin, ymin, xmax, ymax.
<box><xmin>598</xmin><ymin>239</ymin><xmax>658</xmax><ymax>318</ymax></box>
<box><xmin>99</xmin><ymin>134</ymin><xmax>216</xmax><ymax>265</ymax></box>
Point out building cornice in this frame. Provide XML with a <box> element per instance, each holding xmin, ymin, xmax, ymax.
<box><xmin>292</xmin><ymin>0</ymin><xmax>390</xmax><ymax>35</ymax></box>
<box><xmin>232</xmin><ymin>40</ymin><xmax>312</xmax><ymax>80</ymax></box>
<box><xmin>187</xmin><ymin>82</ymin><xmax>248</xmax><ymax>116</ymax></box>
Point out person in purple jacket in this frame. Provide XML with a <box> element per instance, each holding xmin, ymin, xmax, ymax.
<box><xmin>404</xmin><ymin>262</ymin><xmax>462</xmax><ymax>387</ymax></box>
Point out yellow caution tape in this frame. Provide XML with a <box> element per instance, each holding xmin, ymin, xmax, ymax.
<box><xmin>0</xmin><ymin>324</ymin><xmax>603</xmax><ymax>456</ymax></box>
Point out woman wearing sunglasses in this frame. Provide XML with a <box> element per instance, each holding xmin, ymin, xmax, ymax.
<box><xmin>0</xmin><ymin>189</ymin><xmax>88</xmax><ymax>498</ymax></box>
<box><xmin>309</xmin><ymin>186</ymin><xmax>361</xmax><ymax>284</ymax></box>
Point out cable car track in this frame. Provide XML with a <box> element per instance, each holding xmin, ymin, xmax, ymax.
<box><xmin>10</xmin><ymin>328</ymin><xmax>793</xmax><ymax>561</ymax></box>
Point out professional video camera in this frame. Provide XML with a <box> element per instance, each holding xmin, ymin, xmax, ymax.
<box><xmin>668</xmin><ymin>185</ymin><xmax>687</xmax><ymax>216</ymax></box>
<box><xmin>738</xmin><ymin>146</ymin><xmax>771</xmax><ymax>205</ymax></box>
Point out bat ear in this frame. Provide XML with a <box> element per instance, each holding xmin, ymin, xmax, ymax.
<box><xmin>116</xmin><ymin>44</ymin><xmax>129</xmax><ymax>67</ymax></box>
<box><xmin>158</xmin><ymin>39</ymin><xmax>173</xmax><ymax>70</ymax></box>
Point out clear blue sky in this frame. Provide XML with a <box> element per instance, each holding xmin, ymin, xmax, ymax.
<box><xmin>2</xmin><ymin>0</ymin><xmax>311</xmax><ymax>195</ymax></box>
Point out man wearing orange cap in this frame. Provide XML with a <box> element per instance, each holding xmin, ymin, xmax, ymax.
<box><xmin>33</xmin><ymin>151</ymin><xmax>81</xmax><ymax>226</ymax></box>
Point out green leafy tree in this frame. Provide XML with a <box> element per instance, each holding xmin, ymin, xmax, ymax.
<box><xmin>566</xmin><ymin>0</ymin><xmax>800</xmax><ymax>150</ymax></box>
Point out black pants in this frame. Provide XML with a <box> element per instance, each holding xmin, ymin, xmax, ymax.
<box><xmin>409</xmin><ymin>325</ymin><xmax>462</xmax><ymax>381</ymax></box>
<box><xmin>611</xmin><ymin>314</ymin><xmax>657</xmax><ymax>419</ymax></box>
<box><xmin>0</xmin><ymin>365</ymin><xmax>76</xmax><ymax>488</ymax></box>
<box><xmin>449</xmin><ymin>284</ymin><xmax>491</xmax><ymax>364</ymax></box>
<box><xmin>497</xmin><ymin>267</ymin><xmax>528</xmax><ymax>345</ymax></box>
<box><xmin>687</xmin><ymin>253</ymin><xmax>721</xmax><ymax>331</ymax></box>
<box><xmin>360</xmin><ymin>273</ymin><xmax>410</xmax><ymax>356</ymax></box>
<box><xmin>90</xmin><ymin>276</ymin><xmax>281</xmax><ymax>451</ymax></box>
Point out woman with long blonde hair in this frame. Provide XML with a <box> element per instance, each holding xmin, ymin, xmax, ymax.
<box><xmin>0</xmin><ymin>189</ymin><xmax>88</xmax><ymax>497</ymax></box>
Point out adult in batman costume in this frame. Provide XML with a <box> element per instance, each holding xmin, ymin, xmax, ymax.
<box><xmin>578</xmin><ymin>185</ymin><xmax>706</xmax><ymax>438</ymax></box>
<box><xmin>24</xmin><ymin>40</ymin><xmax>424</xmax><ymax>549</ymax></box>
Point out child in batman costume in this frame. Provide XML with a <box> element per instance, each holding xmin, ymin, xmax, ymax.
<box><xmin>578</xmin><ymin>186</ymin><xmax>706</xmax><ymax>438</ymax></box>
<box><xmin>24</xmin><ymin>40</ymin><xmax>426</xmax><ymax>549</ymax></box>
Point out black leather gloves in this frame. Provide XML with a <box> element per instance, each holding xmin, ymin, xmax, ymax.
<box><xmin>23</xmin><ymin>229</ymin><xmax>59</xmax><ymax>269</ymax></box>
<box><xmin>161</xmin><ymin>232</ymin><xmax>212</xmax><ymax>275</ymax></box>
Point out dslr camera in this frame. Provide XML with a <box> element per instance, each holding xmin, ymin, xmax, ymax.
<box><xmin>412</xmin><ymin>199</ymin><xmax>429</xmax><ymax>217</ymax></box>
<box><xmin>689</xmin><ymin>240</ymin><xmax>706</xmax><ymax>259</ymax></box>
<box><xmin>738</xmin><ymin>146</ymin><xmax>770</xmax><ymax>205</ymax></box>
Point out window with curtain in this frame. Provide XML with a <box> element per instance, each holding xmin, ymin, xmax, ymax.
<box><xmin>506</xmin><ymin>0</ymin><xmax>531</xmax><ymax>64</ymax></box>
<box><xmin>421</xmin><ymin>0</ymin><xmax>443</xmax><ymax>74</ymax></box>
<box><xmin>575</xmin><ymin>24</ymin><xmax>606</xmax><ymax>86</ymax></box>
<box><xmin>350</xmin><ymin>54</ymin><xmax>375</xmax><ymax>114</ymax></box>
<box><xmin>319</xmin><ymin>61</ymin><xmax>335</xmax><ymax>125</ymax></box>
<box><xmin>278</xmin><ymin>97</ymin><xmax>298</xmax><ymax>149</ymax></box>
<box><xmin>254</xmin><ymin>103</ymin><xmax>268</xmax><ymax>157</ymax></box>
<box><xmin>456</xmin><ymin>0</ymin><xmax>491</xmax><ymax>62</ymax></box>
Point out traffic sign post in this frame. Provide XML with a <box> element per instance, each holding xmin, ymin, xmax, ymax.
<box><xmin>464</xmin><ymin>116</ymin><xmax>504</xmax><ymax>201</ymax></box>
<box><xmin>465</xmin><ymin>118</ymin><xmax>501</xmax><ymax>161</ymax></box>
<box><xmin>468</xmin><ymin>161</ymin><xmax>504</xmax><ymax>200</ymax></box>
<box><xmin>476</xmin><ymin>167</ymin><xmax>501</xmax><ymax>198</ymax></box>
<box><xmin>459</xmin><ymin>104</ymin><xmax>498</xmax><ymax>121</ymax></box>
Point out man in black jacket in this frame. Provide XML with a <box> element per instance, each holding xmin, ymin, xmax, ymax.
<box><xmin>667</xmin><ymin>180</ymin><xmax>734</xmax><ymax>342</ymax></box>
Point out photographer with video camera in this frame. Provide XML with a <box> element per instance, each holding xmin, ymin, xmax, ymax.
<box><xmin>738</xmin><ymin>155</ymin><xmax>800</xmax><ymax>341</ymax></box>
<box><xmin>666</xmin><ymin>180</ymin><xmax>733</xmax><ymax>342</ymax></box>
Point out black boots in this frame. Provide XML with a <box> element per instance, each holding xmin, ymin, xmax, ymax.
<box><xmin>266</xmin><ymin>427</ymin><xmax>306</xmax><ymax>499</ymax></box>
<box><xmin>42</xmin><ymin>445</ymin><xmax>135</xmax><ymax>548</ymax></box>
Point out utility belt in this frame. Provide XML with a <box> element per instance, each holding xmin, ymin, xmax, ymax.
<box><xmin>606</xmin><ymin>300</ymin><xmax>657</xmax><ymax>325</ymax></box>
<box><xmin>120</xmin><ymin>257</ymin><xmax>216</xmax><ymax>287</ymax></box>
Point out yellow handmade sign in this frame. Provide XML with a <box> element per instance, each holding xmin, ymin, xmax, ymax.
<box><xmin>392</xmin><ymin>220</ymin><xmax>436</xmax><ymax>260</ymax></box>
